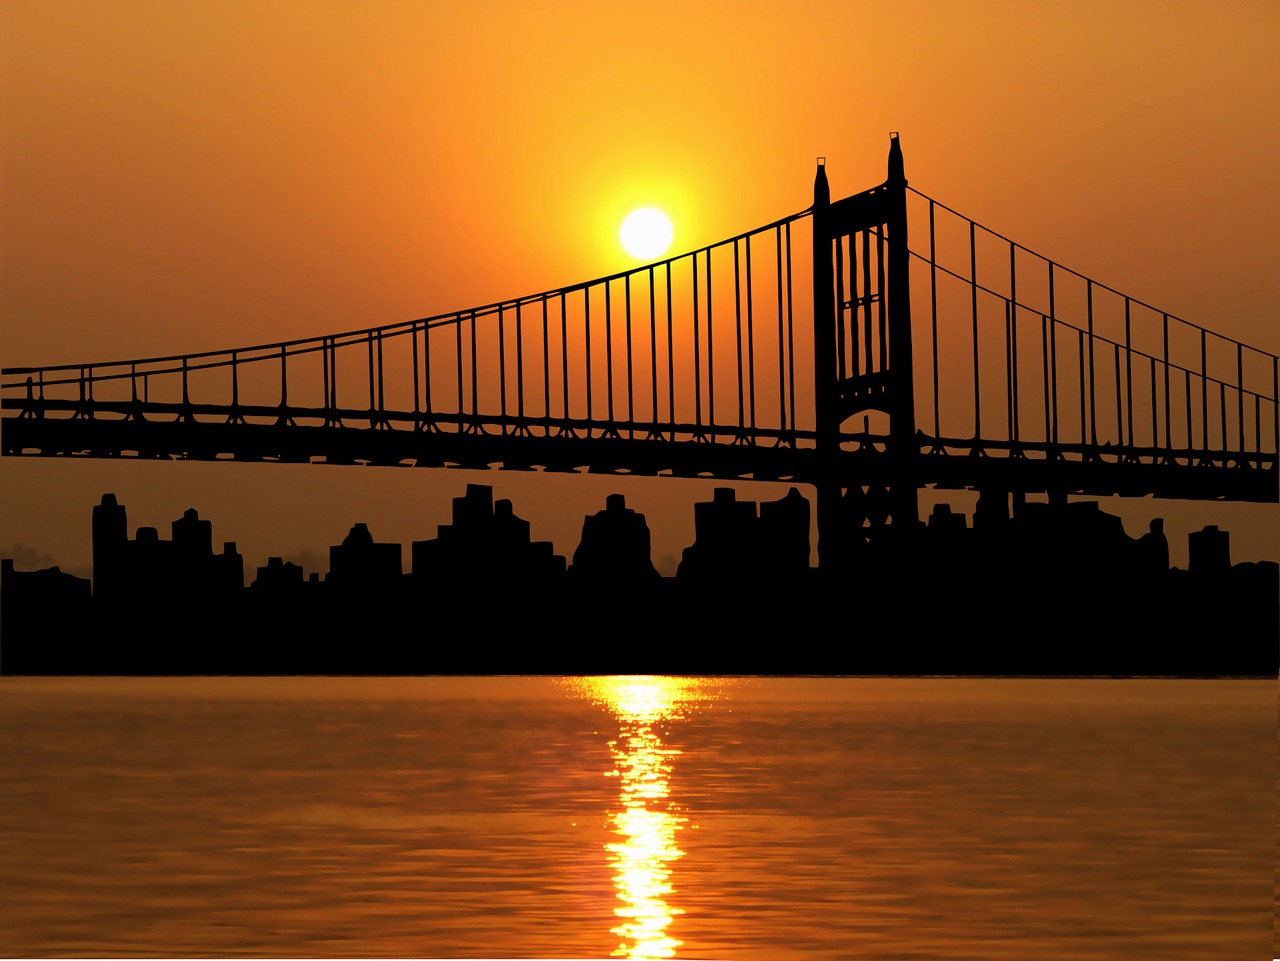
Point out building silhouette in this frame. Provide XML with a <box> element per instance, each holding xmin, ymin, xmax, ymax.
<box><xmin>412</xmin><ymin>484</ymin><xmax>565</xmax><ymax>586</ymax></box>
<box><xmin>252</xmin><ymin>557</ymin><xmax>308</xmax><ymax>594</ymax></box>
<box><xmin>91</xmin><ymin>494</ymin><xmax>243</xmax><ymax>607</ymax></box>
<box><xmin>329</xmin><ymin>523</ymin><xmax>402</xmax><ymax>593</ymax></box>
<box><xmin>676</xmin><ymin>487</ymin><xmax>811</xmax><ymax>583</ymax></box>
<box><xmin>569</xmin><ymin>493</ymin><xmax>660</xmax><ymax>585</ymax></box>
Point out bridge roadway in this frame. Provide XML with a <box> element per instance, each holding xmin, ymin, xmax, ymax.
<box><xmin>4</xmin><ymin>396</ymin><xmax>1274</xmax><ymax>504</ymax></box>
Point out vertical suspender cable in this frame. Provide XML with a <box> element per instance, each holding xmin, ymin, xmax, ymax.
<box><xmin>1087</xmin><ymin>281</ymin><xmax>1096</xmax><ymax>446</ymax></box>
<box><xmin>1009</xmin><ymin>242</ymin><xmax>1019</xmax><ymax>442</ymax></box>
<box><xmin>786</xmin><ymin>221</ymin><xmax>796</xmax><ymax>435</ymax></box>
<box><xmin>427</xmin><ymin>321</ymin><xmax>437</xmax><ymax>419</ymax></box>
<box><xmin>970</xmin><ymin>221</ymin><xmax>981</xmax><ymax>439</ymax></box>
<box><xmin>776</xmin><ymin>226</ymin><xmax>787</xmax><ymax>434</ymax></box>
<box><xmin>1124</xmin><ymin>299</ymin><xmax>1133</xmax><ymax>448</ymax></box>
<box><xmin>746</xmin><ymin>232</ymin><xmax>757</xmax><ymax>432</ymax></box>
<box><xmin>649</xmin><ymin>267</ymin><xmax>658</xmax><ymax>430</ymax></box>
<box><xmin>605</xmin><ymin>282</ymin><xmax>614</xmax><ymax>425</ymax></box>
<box><xmin>1162</xmin><ymin>314</ymin><xmax>1171</xmax><ymax>454</ymax></box>
<box><xmin>1200</xmin><ymin>329</ymin><xmax>1208</xmax><ymax>453</ymax></box>
<box><xmin>1049</xmin><ymin>265</ymin><xmax>1058</xmax><ymax>447</ymax></box>
<box><xmin>516</xmin><ymin>301</ymin><xmax>525</xmax><ymax>422</ymax></box>
<box><xmin>543</xmin><ymin>296</ymin><xmax>551</xmax><ymax>424</ymax></box>
<box><xmin>498</xmin><ymin>305</ymin><xmax>508</xmax><ymax>428</ymax></box>
<box><xmin>706</xmin><ymin>249</ymin><xmax>715</xmax><ymax>433</ymax></box>
<box><xmin>693</xmin><ymin>252</ymin><xmax>701</xmax><ymax>432</ymax></box>
<box><xmin>930</xmin><ymin>201</ymin><xmax>940</xmax><ymax>437</ymax></box>
<box><xmin>666</xmin><ymin>262</ymin><xmax>674</xmax><ymax>439</ymax></box>
<box><xmin>734</xmin><ymin>239</ymin><xmax>745</xmax><ymax>430</ymax></box>
<box><xmin>625</xmin><ymin>274</ymin><xmax>634</xmax><ymax>435</ymax></box>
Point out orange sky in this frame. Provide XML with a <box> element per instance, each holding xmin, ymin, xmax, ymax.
<box><xmin>3</xmin><ymin>0</ymin><xmax>1278</xmax><ymax>577</ymax></box>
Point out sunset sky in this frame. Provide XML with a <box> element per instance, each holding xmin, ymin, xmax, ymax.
<box><xmin>3</xmin><ymin>0</ymin><xmax>1277</xmax><ymax>578</ymax></box>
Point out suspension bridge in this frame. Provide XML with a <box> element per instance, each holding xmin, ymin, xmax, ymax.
<box><xmin>4</xmin><ymin>135</ymin><xmax>1276</xmax><ymax>568</ymax></box>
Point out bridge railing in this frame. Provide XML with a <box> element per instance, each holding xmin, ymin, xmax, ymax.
<box><xmin>905</xmin><ymin>187</ymin><xmax>1279</xmax><ymax>471</ymax></box>
<box><xmin>2</xmin><ymin>211</ymin><xmax>818</xmax><ymax>455</ymax></box>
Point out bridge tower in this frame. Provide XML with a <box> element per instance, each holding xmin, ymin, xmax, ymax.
<box><xmin>812</xmin><ymin>134</ymin><xmax>920</xmax><ymax>570</ymax></box>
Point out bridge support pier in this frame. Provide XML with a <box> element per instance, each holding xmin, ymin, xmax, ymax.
<box><xmin>812</xmin><ymin>135</ymin><xmax>921</xmax><ymax>572</ymax></box>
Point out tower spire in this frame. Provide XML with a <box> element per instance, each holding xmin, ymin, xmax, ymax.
<box><xmin>813</xmin><ymin>157</ymin><xmax>830</xmax><ymax>208</ymax></box>
<box><xmin>887</xmin><ymin>132</ymin><xmax>905</xmax><ymax>185</ymax></box>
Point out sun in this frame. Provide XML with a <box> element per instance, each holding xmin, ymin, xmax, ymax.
<box><xmin>620</xmin><ymin>207</ymin><xmax>674</xmax><ymax>261</ymax></box>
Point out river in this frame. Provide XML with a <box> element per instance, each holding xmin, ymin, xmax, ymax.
<box><xmin>0</xmin><ymin>676</ymin><xmax>1272</xmax><ymax>959</ymax></box>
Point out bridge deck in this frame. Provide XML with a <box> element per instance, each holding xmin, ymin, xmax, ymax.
<box><xmin>6</xmin><ymin>400</ymin><xmax>1274</xmax><ymax>503</ymax></box>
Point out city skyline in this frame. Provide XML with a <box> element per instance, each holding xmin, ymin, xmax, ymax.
<box><xmin>2</xmin><ymin>480</ymin><xmax>1270</xmax><ymax>586</ymax></box>
<box><xmin>6</xmin><ymin>484</ymin><xmax>1274</xmax><ymax>677</ymax></box>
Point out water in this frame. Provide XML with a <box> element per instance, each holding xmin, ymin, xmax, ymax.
<box><xmin>0</xmin><ymin>676</ymin><xmax>1272</xmax><ymax>959</ymax></box>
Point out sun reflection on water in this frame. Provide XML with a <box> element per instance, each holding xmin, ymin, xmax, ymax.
<box><xmin>574</xmin><ymin>676</ymin><xmax>711</xmax><ymax>960</ymax></box>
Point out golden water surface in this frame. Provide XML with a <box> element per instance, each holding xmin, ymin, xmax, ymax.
<box><xmin>0</xmin><ymin>676</ymin><xmax>1272</xmax><ymax>960</ymax></box>
<box><xmin>575</xmin><ymin>677</ymin><xmax>711</xmax><ymax>958</ymax></box>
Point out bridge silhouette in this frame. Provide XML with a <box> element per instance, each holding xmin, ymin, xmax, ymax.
<box><xmin>4</xmin><ymin>135</ymin><xmax>1276</xmax><ymax>569</ymax></box>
